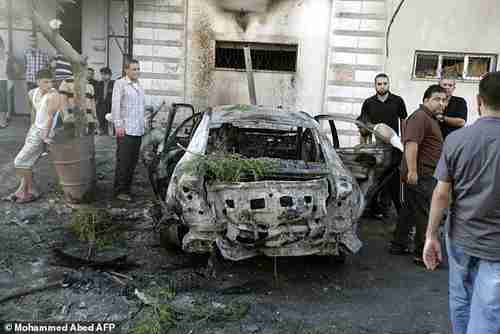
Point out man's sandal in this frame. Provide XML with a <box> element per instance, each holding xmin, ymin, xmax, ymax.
<box><xmin>2</xmin><ymin>193</ymin><xmax>40</xmax><ymax>204</ymax></box>
<box><xmin>15</xmin><ymin>193</ymin><xmax>40</xmax><ymax>204</ymax></box>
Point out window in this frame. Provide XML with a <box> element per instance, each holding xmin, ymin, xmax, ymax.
<box><xmin>413</xmin><ymin>51</ymin><xmax>497</xmax><ymax>81</ymax></box>
<box><xmin>215</xmin><ymin>41</ymin><xmax>298</xmax><ymax>73</ymax></box>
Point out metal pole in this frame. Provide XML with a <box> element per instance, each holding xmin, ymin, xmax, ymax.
<box><xmin>7</xmin><ymin>0</ymin><xmax>14</xmax><ymax>117</ymax></box>
<box><xmin>243</xmin><ymin>46</ymin><xmax>257</xmax><ymax>105</ymax></box>
<box><xmin>106</xmin><ymin>0</ymin><xmax>110</xmax><ymax>67</ymax></box>
<box><xmin>127</xmin><ymin>0</ymin><xmax>134</xmax><ymax>59</ymax></box>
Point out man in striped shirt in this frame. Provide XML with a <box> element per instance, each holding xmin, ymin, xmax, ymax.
<box><xmin>111</xmin><ymin>59</ymin><xmax>146</xmax><ymax>201</ymax></box>
<box><xmin>52</xmin><ymin>53</ymin><xmax>73</xmax><ymax>87</ymax></box>
<box><xmin>24</xmin><ymin>36</ymin><xmax>50</xmax><ymax>91</ymax></box>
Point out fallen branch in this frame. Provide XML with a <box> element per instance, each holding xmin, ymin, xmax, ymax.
<box><xmin>107</xmin><ymin>270</ymin><xmax>133</xmax><ymax>281</ymax></box>
<box><xmin>0</xmin><ymin>280</ymin><xmax>63</xmax><ymax>305</ymax></box>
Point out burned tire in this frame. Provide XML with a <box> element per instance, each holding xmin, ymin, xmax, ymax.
<box><xmin>160</xmin><ymin>224</ymin><xmax>188</xmax><ymax>250</ymax></box>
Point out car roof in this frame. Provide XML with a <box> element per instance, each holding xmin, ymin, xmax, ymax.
<box><xmin>209</xmin><ymin>105</ymin><xmax>319</xmax><ymax>129</ymax></box>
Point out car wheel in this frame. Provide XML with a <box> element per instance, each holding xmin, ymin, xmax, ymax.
<box><xmin>160</xmin><ymin>224</ymin><xmax>188</xmax><ymax>250</ymax></box>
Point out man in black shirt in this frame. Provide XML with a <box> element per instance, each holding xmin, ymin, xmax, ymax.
<box><xmin>87</xmin><ymin>67</ymin><xmax>98</xmax><ymax>94</ymax></box>
<box><xmin>95</xmin><ymin>67</ymin><xmax>114</xmax><ymax>135</ymax></box>
<box><xmin>438</xmin><ymin>77</ymin><xmax>467</xmax><ymax>138</ymax></box>
<box><xmin>357</xmin><ymin>73</ymin><xmax>407</xmax><ymax>217</ymax></box>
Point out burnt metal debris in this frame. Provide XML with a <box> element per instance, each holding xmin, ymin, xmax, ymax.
<box><xmin>142</xmin><ymin>104</ymin><xmax>394</xmax><ymax>261</ymax></box>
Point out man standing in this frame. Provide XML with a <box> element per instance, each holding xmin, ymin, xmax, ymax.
<box><xmin>357</xmin><ymin>73</ymin><xmax>407</xmax><ymax>217</ymax></box>
<box><xmin>112</xmin><ymin>59</ymin><xmax>145</xmax><ymax>201</ymax></box>
<box><xmin>389</xmin><ymin>85</ymin><xmax>447</xmax><ymax>264</ymax></box>
<box><xmin>24</xmin><ymin>35</ymin><xmax>49</xmax><ymax>91</ymax></box>
<box><xmin>423</xmin><ymin>72</ymin><xmax>500</xmax><ymax>334</ymax></box>
<box><xmin>95</xmin><ymin>67</ymin><xmax>114</xmax><ymax>135</ymax></box>
<box><xmin>7</xmin><ymin>69</ymin><xmax>60</xmax><ymax>203</ymax></box>
<box><xmin>87</xmin><ymin>68</ymin><xmax>98</xmax><ymax>93</ymax></box>
<box><xmin>438</xmin><ymin>76</ymin><xmax>467</xmax><ymax>138</ymax></box>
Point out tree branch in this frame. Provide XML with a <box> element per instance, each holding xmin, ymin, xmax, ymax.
<box><xmin>31</xmin><ymin>9</ymin><xmax>83</xmax><ymax>65</ymax></box>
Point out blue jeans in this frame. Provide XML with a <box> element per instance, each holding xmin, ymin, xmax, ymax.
<box><xmin>446</xmin><ymin>235</ymin><xmax>500</xmax><ymax>334</ymax></box>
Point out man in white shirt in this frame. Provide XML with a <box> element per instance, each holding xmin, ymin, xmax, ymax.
<box><xmin>111</xmin><ymin>59</ymin><xmax>146</xmax><ymax>201</ymax></box>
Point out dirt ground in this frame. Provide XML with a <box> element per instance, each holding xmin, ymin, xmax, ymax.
<box><xmin>0</xmin><ymin>117</ymin><xmax>450</xmax><ymax>334</ymax></box>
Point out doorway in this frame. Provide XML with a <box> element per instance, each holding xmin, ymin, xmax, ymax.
<box><xmin>57</xmin><ymin>0</ymin><xmax>82</xmax><ymax>53</ymax></box>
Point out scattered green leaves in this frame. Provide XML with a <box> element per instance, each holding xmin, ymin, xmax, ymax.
<box><xmin>69</xmin><ymin>207</ymin><xmax>120</xmax><ymax>248</ymax></box>
<box><xmin>184</xmin><ymin>152</ymin><xmax>279</xmax><ymax>183</ymax></box>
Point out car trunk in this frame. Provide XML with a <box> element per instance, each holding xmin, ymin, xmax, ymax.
<box><xmin>207</xmin><ymin>177</ymin><xmax>330</xmax><ymax>246</ymax></box>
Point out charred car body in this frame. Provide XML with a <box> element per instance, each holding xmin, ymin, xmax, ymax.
<box><xmin>143</xmin><ymin>104</ymin><xmax>395</xmax><ymax>261</ymax></box>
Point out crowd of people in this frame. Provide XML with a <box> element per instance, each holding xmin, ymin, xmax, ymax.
<box><xmin>359</xmin><ymin>72</ymin><xmax>500</xmax><ymax>333</ymax></box>
<box><xmin>6</xmin><ymin>55</ymin><xmax>144</xmax><ymax>206</ymax></box>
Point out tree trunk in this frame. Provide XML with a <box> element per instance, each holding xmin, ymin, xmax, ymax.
<box><xmin>31</xmin><ymin>6</ymin><xmax>88</xmax><ymax>137</ymax></box>
<box><xmin>31</xmin><ymin>4</ymin><xmax>96</xmax><ymax>203</ymax></box>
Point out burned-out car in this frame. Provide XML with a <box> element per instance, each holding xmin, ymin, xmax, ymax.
<box><xmin>143</xmin><ymin>104</ymin><xmax>395</xmax><ymax>261</ymax></box>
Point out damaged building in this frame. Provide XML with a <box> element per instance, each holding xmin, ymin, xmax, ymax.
<box><xmin>1</xmin><ymin>0</ymin><xmax>499</xmax><ymax>144</ymax></box>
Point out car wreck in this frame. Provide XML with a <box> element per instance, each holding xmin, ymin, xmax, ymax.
<box><xmin>142</xmin><ymin>104</ymin><xmax>397</xmax><ymax>261</ymax></box>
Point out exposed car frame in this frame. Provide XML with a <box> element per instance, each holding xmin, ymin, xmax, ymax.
<box><xmin>142</xmin><ymin>104</ymin><xmax>395</xmax><ymax>261</ymax></box>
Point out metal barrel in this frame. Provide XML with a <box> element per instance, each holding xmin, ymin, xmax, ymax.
<box><xmin>50</xmin><ymin>135</ymin><xmax>96</xmax><ymax>203</ymax></box>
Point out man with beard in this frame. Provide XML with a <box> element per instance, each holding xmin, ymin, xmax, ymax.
<box><xmin>438</xmin><ymin>76</ymin><xmax>467</xmax><ymax>139</ymax></box>
<box><xmin>390</xmin><ymin>84</ymin><xmax>447</xmax><ymax>265</ymax></box>
<box><xmin>357</xmin><ymin>73</ymin><xmax>407</xmax><ymax>218</ymax></box>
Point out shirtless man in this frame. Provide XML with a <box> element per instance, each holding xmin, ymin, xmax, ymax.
<box><xmin>9</xmin><ymin>69</ymin><xmax>61</xmax><ymax>203</ymax></box>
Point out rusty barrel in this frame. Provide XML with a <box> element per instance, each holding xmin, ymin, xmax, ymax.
<box><xmin>50</xmin><ymin>135</ymin><xmax>96</xmax><ymax>203</ymax></box>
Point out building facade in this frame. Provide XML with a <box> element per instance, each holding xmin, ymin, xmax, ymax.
<box><xmin>1</xmin><ymin>0</ymin><xmax>499</xmax><ymax>144</ymax></box>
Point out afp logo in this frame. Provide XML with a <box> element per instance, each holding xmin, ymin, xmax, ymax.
<box><xmin>95</xmin><ymin>323</ymin><xmax>116</xmax><ymax>332</ymax></box>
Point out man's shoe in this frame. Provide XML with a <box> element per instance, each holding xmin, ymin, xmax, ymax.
<box><xmin>116</xmin><ymin>193</ymin><xmax>132</xmax><ymax>201</ymax></box>
<box><xmin>388</xmin><ymin>242</ymin><xmax>411</xmax><ymax>255</ymax></box>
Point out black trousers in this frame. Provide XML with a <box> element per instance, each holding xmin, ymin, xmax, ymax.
<box><xmin>376</xmin><ymin>168</ymin><xmax>402</xmax><ymax>213</ymax></box>
<box><xmin>97</xmin><ymin>103</ymin><xmax>110</xmax><ymax>134</ymax></box>
<box><xmin>114</xmin><ymin>134</ymin><xmax>142</xmax><ymax>195</ymax></box>
<box><xmin>393</xmin><ymin>176</ymin><xmax>436</xmax><ymax>255</ymax></box>
<box><xmin>374</xmin><ymin>149</ymin><xmax>403</xmax><ymax>214</ymax></box>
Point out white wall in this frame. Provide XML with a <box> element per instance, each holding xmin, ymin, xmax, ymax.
<box><xmin>186</xmin><ymin>0</ymin><xmax>332</xmax><ymax>115</ymax></box>
<box><xmin>82</xmin><ymin>0</ymin><xmax>108</xmax><ymax>77</ymax></box>
<box><xmin>386</xmin><ymin>0</ymin><xmax>500</xmax><ymax>123</ymax></box>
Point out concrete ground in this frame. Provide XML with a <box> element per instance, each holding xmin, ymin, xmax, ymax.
<box><xmin>0</xmin><ymin>117</ymin><xmax>450</xmax><ymax>334</ymax></box>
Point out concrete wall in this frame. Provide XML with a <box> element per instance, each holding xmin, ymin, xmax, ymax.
<box><xmin>185</xmin><ymin>0</ymin><xmax>332</xmax><ymax>115</ymax></box>
<box><xmin>0</xmin><ymin>0</ymin><xmax>58</xmax><ymax>115</ymax></box>
<box><xmin>133</xmin><ymin>0</ymin><xmax>186</xmax><ymax>111</ymax></box>
<box><xmin>82</xmin><ymin>0</ymin><xmax>108</xmax><ymax>76</ymax></box>
<box><xmin>386</xmin><ymin>0</ymin><xmax>500</xmax><ymax>123</ymax></box>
